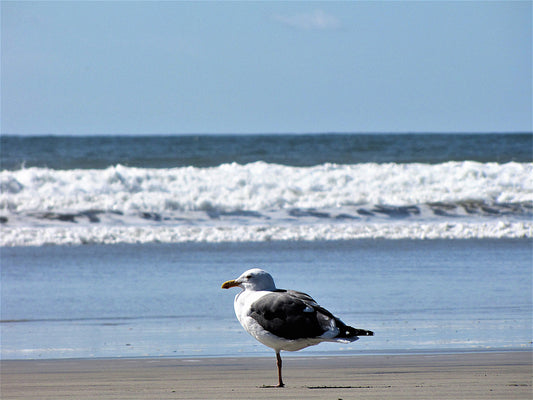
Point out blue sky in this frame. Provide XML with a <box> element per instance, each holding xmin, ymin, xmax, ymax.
<box><xmin>1</xmin><ymin>1</ymin><xmax>531</xmax><ymax>135</ymax></box>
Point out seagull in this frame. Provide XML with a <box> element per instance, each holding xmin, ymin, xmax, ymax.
<box><xmin>221</xmin><ymin>268</ymin><xmax>373</xmax><ymax>387</ymax></box>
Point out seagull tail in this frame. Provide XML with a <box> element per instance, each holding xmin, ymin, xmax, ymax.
<box><xmin>337</xmin><ymin>321</ymin><xmax>374</xmax><ymax>340</ymax></box>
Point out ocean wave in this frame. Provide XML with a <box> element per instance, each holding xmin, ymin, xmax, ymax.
<box><xmin>1</xmin><ymin>161</ymin><xmax>531</xmax><ymax>211</ymax></box>
<box><xmin>1</xmin><ymin>161</ymin><xmax>532</xmax><ymax>244</ymax></box>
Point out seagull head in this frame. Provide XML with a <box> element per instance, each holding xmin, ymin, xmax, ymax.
<box><xmin>221</xmin><ymin>268</ymin><xmax>277</xmax><ymax>291</ymax></box>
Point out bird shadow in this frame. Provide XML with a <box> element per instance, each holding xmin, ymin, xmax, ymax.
<box><xmin>307</xmin><ymin>385</ymin><xmax>391</xmax><ymax>389</ymax></box>
<box><xmin>260</xmin><ymin>384</ymin><xmax>393</xmax><ymax>390</ymax></box>
<box><xmin>308</xmin><ymin>385</ymin><xmax>369</xmax><ymax>389</ymax></box>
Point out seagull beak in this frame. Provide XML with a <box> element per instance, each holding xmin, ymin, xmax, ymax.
<box><xmin>221</xmin><ymin>279</ymin><xmax>240</xmax><ymax>289</ymax></box>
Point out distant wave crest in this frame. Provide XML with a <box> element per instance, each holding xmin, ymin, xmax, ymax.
<box><xmin>2</xmin><ymin>161</ymin><xmax>531</xmax><ymax>210</ymax></box>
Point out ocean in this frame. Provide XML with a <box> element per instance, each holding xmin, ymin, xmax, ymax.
<box><xmin>1</xmin><ymin>133</ymin><xmax>532</xmax><ymax>245</ymax></box>
<box><xmin>1</xmin><ymin>133</ymin><xmax>532</xmax><ymax>359</ymax></box>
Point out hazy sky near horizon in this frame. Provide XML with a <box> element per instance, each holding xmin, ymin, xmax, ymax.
<box><xmin>2</xmin><ymin>1</ymin><xmax>531</xmax><ymax>135</ymax></box>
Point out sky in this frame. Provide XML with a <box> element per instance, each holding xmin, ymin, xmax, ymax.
<box><xmin>1</xmin><ymin>1</ymin><xmax>531</xmax><ymax>135</ymax></box>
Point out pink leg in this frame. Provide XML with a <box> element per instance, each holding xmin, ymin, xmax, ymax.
<box><xmin>276</xmin><ymin>351</ymin><xmax>284</xmax><ymax>388</ymax></box>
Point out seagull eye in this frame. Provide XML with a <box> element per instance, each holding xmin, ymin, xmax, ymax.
<box><xmin>246</xmin><ymin>275</ymin><xmax>252</xmax><ymax>279</ymax></box>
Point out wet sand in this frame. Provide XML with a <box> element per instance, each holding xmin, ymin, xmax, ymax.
<box><xmin>2</xmin><ymin>352</ymin><xmax>531</xmax><ymax>399</ymax></box>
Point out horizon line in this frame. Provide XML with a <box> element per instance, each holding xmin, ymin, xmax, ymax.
<box><xmin>2</xmin><ymin>131</ymin><xmax>532</xmax><ymax>138</ymax></box>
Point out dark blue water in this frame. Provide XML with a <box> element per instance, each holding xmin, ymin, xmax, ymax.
<box><xmin>2</xmin><ymin>133</ymin><xmax>531</xmax><ymax>170</ymax></box>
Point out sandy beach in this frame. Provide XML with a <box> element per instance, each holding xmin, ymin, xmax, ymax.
<box><xmin>1</xmin><ymin>352</ymin><xmax>531</xmax><ymax>399</ymax></box>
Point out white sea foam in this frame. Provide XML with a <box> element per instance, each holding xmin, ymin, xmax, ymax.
<box><xmin>1</xmin><ymin>221</ymin><xmax>532</xmax><ymax>246</ymax></box>
<box><xmin>2</xmin><ymin>161</ymin><xmax>531</xmax><ymax>211</ymax></box>
<box><xmin>1</xmin><ymin>161</ymin><xmax>532</xmax><ymax>245</ymax></box>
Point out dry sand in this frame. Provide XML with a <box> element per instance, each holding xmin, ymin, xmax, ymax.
<box><xmin>1</xmin><ymin>352</ymin><xmax>531</xmax><ymax>399</ymax></box>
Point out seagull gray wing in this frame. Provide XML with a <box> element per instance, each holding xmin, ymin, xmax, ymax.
<box><xmin>248</xmin><ymin>290</ymin><xmax>337</xmax><ymax>340</ymax></box>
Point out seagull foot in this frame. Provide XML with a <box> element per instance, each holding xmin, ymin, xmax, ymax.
<box><xmin>260</xmin><ymin>384</ymin><xmax>285</xmax><ymax>388</ymax></box>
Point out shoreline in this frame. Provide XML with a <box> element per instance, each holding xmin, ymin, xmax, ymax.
<box><xmin>2</xmin><ymin>352</ymin><xmax>531</xmax><ymax>399</ymax></box>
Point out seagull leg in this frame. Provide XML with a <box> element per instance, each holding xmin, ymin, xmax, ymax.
<box><xmin>276</xmin><ymin>351</ymin><xmax>284</xmax><ymax>387</ymax></box>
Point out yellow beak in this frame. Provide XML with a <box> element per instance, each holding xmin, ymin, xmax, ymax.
<box><xmin>221</xmin><ymin>279</ymin><xmax>240</xmax><ymax>289</ymax></box>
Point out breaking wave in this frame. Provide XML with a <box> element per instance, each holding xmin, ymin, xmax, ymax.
<box><xmin>1</xmin><ymin>161</ymin><xmax>532</xmax><ymax>245</ymax></box>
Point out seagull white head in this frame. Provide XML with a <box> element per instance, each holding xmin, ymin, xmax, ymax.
<box><xmin>221</xmin><ymin>268</ymin><xmax>276</xmax><ymax>291</ymax></box>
